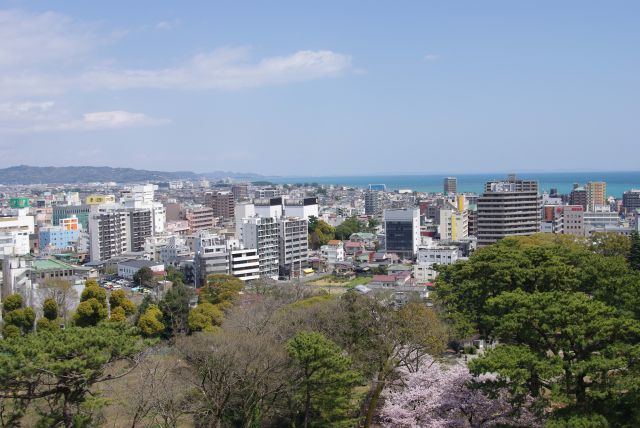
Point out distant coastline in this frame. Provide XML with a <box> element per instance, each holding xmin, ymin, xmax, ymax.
<box><xmin>268</xmin><ymin>171</ymin><xmax>640</xmax><ymax>197</ymax></box>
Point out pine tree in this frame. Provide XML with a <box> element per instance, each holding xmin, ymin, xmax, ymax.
<box><xmin>630</xmin><ymin>230</ymin><xmax>640</xmax><ymax>270</ymax></box>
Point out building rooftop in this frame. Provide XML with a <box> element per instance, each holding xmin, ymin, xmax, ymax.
<box><xmin>117</xmin><ymin>259</ymin><xmax>164</xmax><ymax>269</ymax></box>
<box><xmin>371</xmin><ymin>274</ymin><xmax>396</xmax><ymax>282</ymax></box>
<box><xmin>31</xmin><ymin>258</ymin><xmax>75</xmax><ymax>271</ymax></box>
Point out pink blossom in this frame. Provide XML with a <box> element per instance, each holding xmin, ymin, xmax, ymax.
<box><xmin>379</xmin><ymin>356</ymin><xmax>542</xmax><ymax>427</ymax></box>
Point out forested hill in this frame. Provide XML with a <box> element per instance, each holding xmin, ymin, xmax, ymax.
<box><xmin>0</xmin><ymin>165</ymin><xmax>200</xmax><ymax>184</ymax></box>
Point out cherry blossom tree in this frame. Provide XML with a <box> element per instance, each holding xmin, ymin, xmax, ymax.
<box><xmin>379</xmin><ymin>356</ymin><xmax>543</xmax><ymax>427</ymax></box>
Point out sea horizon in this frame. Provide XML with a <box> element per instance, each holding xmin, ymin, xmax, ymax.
<box><xmin>267</xmin><ymin>171</ymin><xmax>640</xmax><ymax>197</ymax></box>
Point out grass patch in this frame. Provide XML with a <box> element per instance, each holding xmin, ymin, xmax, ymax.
<box><xmin>309</xmin><ymin>275</ymin><xmax>372</xmax><ymax>288</ymax></box>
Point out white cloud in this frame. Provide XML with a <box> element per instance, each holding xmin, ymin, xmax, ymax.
<box><xmin>0</xmin><ymin>8</ymin><xmax>353</xmax><ymax>136</ymax></box>
<box><xmin>155</xmin><ymin>19</ymin><xmax>180</xmax><ymax>30</ymax></box>
<box><xmin>0</xmin><ymin>102</ymin><xmax>167</xmax><ymax>133</ymax></box>
<box><xmin>65</xmin><ymin>111</ymin><xmax>169</xmax><ymax>130</ymax></box>
<box><xmin>80</xmin><ymin>47</ymin><xmax>353</xmax><ymax>91</ymax></box>
<box><xmin>0</xmin><ymin>101</ymin><xmax>56</xmax><ymax>116</ymax></box>
<box><xmin>0</xmin><ymin>9</ymin><xmax>353</xmax><ymax>96</ymax></box>
<box><xmin>424</xmin><ymin>54</ymin><xmax>440</xmax><ymax>62</ymax></box>
<box><xmin>0</xmin><ymin>9</ymin><xmax>94</xmax><ymax>70</ymax></box>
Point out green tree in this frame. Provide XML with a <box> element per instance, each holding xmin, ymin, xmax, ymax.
<box><xmin>37</xmin><ymin>298</ymin><xmax>61</xmax><ymax>333</ymax></box>
<box><xmin>109</xmin><ymin>306</ymin><xmax>127</xmax><ymax>322</ymax></box>
<box><xmin>335</xmin><ymin>295</ymin><xmax>448</xmax><ymax>427</ymax></box>
<box><xmin>187</xmin><ymin>302</ymin><xmax>223</xmax><ymax>332</ymax></box>
<box><xmin>2</xmin><ymin>324</ymin><xmax>21</xmax><ymax>339</ymax></box>
<box><xmin>199</xmin><ymin>274</ymin><xmax>243</xmax><ymax>310</ymax></box>
<box><xmin>436</xmin><ymin>235</ymin><xmax>640</xmax><ymax>426</ymax></box>
<box><xmin>158</xmin><ymin>283</ymin><xmax>194</xmax><ymax>337</ymax></box>
<box><xmin>308</xmin><ymin>215</ymin><xmax>319</xmax><ymax>234</ymax></box>
<box><xmin>84</xmin><ymin>278</ymin><xmax>99</xmax><ymax>288</ymax></box>
<box><xmin>590</xmin><ymin>232</ymin><xmax>631</xmax><ymax>258</ymax></box>
<box><xmin>287</xmin><ymin>331</ymin><xmax>360</xmax><ymax>428</ymax></box>
<box><xmin>2</xmin><ymin>307</ymin><xmax>35</xmax><ymax>336</ymax></box>
<box><xmin>365</xmin><ymin>218</ymin><xmax>380</xmax><ymax>233</ymax></box>
<box><xmin>630</xmin><ymin>230</ymin><xmax>640</xmax><ymax>271</ymax></box>
<box><xmin>334</xmin><ymin>217</ymin><xmax>363</xmax><ymax>240</ymax></box>
<box><xmin>0</xmin><ymin>323</ymin><xmax>141</xmax><ymax>427</ymax></box>
<box><xmin>109</xmin><ymin>289</ymin><xmax>136</xmax><ymax>315</ymax></box>
<box><xmin>42</xmin><ymin>298</ymin><xmax>59</xmax><ymax>321</ymax></box>
<box><xmin>40</xmin><ymin>279</ymin><xmax>77</xmax><ymax>322</ymax></box>
<box><xmin>165</xmin><ymin>265</ymin><xmax>186</xmax><ymax>285</ymax></box>
<box><xmin>2</xmin><ymin>294</ymin><xmax>35</xmax><ymax>336</ymax></box>
<box><xmin>546</xmin><ymin>414</ymin><xmax>610</xmax><ymax>428</ymax></box>
<box><xmin>2</xmin><ymin>294</ymin><xmax>23</xmax><ymax>314</ymax></box>
<box><xmin>137</xmin><ymin>304</ymin><xmax>165</xmax><ymax>337</ymax></box>
<box><xmin>80</xmin><ymin>283</ymin><xmax>107</xmax><ymax>308</ymax></box>
<box><xmin>470</xmin><ymin>290</ymin><xmax>640</xmax><ymax>422</ymax></box>
<box><xmin>133</xmin><ymin>267</ymin><xmax>154</xmax><ymax>286</ymax></box>
<box><xmin>310</xmin><ymin>220</ymin><xmax>336</xmax><ymax>249</ymax></box>
<box><xmin>435</xmin><ymin>234</ymin><xmax>638</xmax><ymax>337</ymax></box>
<box><xmin>72</xmin><ymin>298</ymin><xmax>108</xmax><ymax>327</ymax></box>
<box><xmin>36</xmin><ymin>317</ymin><xmax>60</xmax><ymax>333</ymax></box>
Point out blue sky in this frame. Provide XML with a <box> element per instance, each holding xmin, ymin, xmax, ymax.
<box><xmin>0</xmin><ymin>1</ymin><xmax>638</xmax><ymax>175</ymax></box>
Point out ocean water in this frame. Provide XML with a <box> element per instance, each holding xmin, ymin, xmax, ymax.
<box><xmin>269</xmin><ymin>172</ymin><xmax>640</xmax><ymax>198</ymax></box>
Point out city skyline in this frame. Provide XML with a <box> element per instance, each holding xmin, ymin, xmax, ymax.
<box><xmin>1</xmin><ymin>1</ymin><xmax>639</xmax><ymax>175</ymax></box>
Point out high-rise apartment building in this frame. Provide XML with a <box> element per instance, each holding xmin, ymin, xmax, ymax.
<box><xmin>364</xmin><ymin>191</ymin><xmax>381</xmax><ymax>215</ymax></box>
<box><xmin>467</xmin><ymin>209</ymin><xmax>478</xmax><ymax>236</ymax></box>
<box><xmin>209</xmin><ymin>191</ymin><xmax>235</xmax><ymax>220</ymax></box>
<box><xmin>622</xmin><ymin>190</ymin><xmax>640</xmax><ymax>213</ymax></box>
<box><xmin>586</xmin><ymin>181</ymin><xmax>607</xmax><ymax>210</ymax></box>
<box><xmin>278</xmin><ymin>217</ymin><xmax>309</xmax><ymax>277</ymax></box>
<box><xmin>569</xmin><ymin>184</ymin><xmax>587</xmax><ymax>210</ymax></box>
<box><xmin>88</xmin><ymin>205</ymin><xmax>155</xmax><ymax>261</ymax></box>
<box><xmin>231</xmin><ymin>184</ymin><xmax>249</xmax><ymax>201</ymax></box>
<box><xmin>384</xmin><ymin>208</ymin><xmax>420</xmax><ymax>258</ymax></box>
<box><xmin>240</xmin><ymin>217</ymin><xmax>280</xmax><ymax>279</ymax></box>
<box><xmin>477</xmin><ymin>175</ymin><xmax>541</xmax><ymax>246</ymax></box>
<box><xmin>185</xmin><ymin>206</ymin><xmax>215</xmax><ymax>232</ymax></box>
<box><xmin>88</xmin><ymin>209</ymin><xmax>129</xmax><ymax>261</ymax></box>
<box><xmin>443</xmin><ymin>177</ymin><xmax>457</xmax><ymax>194</ymax></box>
<box><xmin>128</xmin><ymin>209</ymin><xmax>153</xmax><ymax>253</ymax></box>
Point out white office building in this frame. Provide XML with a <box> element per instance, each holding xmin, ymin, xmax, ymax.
<box><xmin>194</xmin><ymin>233</ymin><xmax>231</xmax><ymax>283</ymax></box>
<box><xmin>159</xmin><ymin>236</ymin><xmax>193</xmax><ymax>266</ymax></box>
<box><xmin>229</xmin><ymin>248</ymin><xmax>260</xmax><ymax>282</ymax></box>
<box><xmin>320</xmin><ymin>240</ymin><xmax>345</xmax><ymax>265</ymax></box>
<box><xmin>414</xmin><ymin>243</ymin><xmax>460</xmax><ymax>282</ymax></box>
<box><xmin>584</xmin><ymin>206</ymin><xmax>621</xmax><ymax>234</ymax></box>
<box><xmin>284</xmin><ymin>197</ymin><xmax>319</xmax><ymax>221</ymax></box>
<box><xmin>255</xmin><ymin>197</ymin><xmax>283</xmax><ymax>219</ymax></box>
<box><xmin>235</xmin><ymin>202</ymin><xmax>256</xmax><ymax>240</ymax></box>
<box><xmin>0</xmin><ymin>208</ymin><xmax>35</xmax><ymax>256</ymax></box>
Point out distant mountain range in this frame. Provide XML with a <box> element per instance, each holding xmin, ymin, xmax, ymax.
<box><xmin>0</xmin><ymin>165</ymin><xmax>264</xmax><ymax>185</ymax></box>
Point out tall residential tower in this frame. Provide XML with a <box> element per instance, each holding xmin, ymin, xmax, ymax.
<box><xmin>477</xmin><ymin>175</ymin><xmax>541</xmax><ymax>247</ymax></box>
